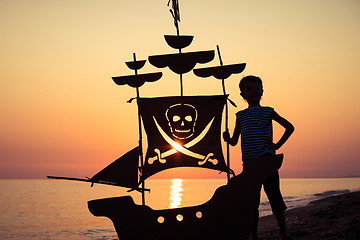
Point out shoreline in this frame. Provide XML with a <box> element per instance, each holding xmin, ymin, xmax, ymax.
<box><xmin>258</xmin><ymin>190</ymin><xmax>360</xmax><ymax>239</ymax></box>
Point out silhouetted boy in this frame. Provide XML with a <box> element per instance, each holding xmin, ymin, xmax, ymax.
<box><xmin>223</xmin><ymin>75</ymin><xmax>294</xmax><ymax>240</ymax></box>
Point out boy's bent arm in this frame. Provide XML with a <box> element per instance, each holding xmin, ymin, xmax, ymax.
<box><xmin>271</xmin><ymin>110</ymin><xmax>295</xmax><ymax>150</ymax></box>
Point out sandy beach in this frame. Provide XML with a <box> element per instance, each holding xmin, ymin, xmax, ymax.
<box><xmin>258</xmin><ymin>191</ymin><xmax>360</xmax><ymax>240</ymax></box>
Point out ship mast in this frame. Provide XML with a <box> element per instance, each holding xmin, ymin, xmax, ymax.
<box><xmin>132</xmin><ymin>53</ymin><xmax>146</xmax><ymax>205</ymax></box>
<box><xmin>169</xmin><ymin>0</ymin><xmax>183</xmax><ymax>96</ymax></box>
<box><xmin>216</xmin><ymin>45</ymin><xmax>231</xmax><ymax>182</ymax></box>
<box><xmin>112</xmin><ymin>54</ymin><xmax>162</xmax><ymax>205</ymax></box>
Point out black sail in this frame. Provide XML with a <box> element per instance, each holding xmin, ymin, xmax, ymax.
<box><xmin>138</xmin><ymin>95</ymin><xmax>227</xmax><ymax>180</ymax></box>
<box><xmin>91</xmin><ymin>147</ymin><xmax>139</xmax><ymax>189</ymax></box>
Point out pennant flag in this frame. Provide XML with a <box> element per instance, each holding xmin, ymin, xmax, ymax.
<box><xmin>138</xmin><ymin>95</ymin><xmax>227</xmax><ymax>180</ymax></box>
<box><xmin>168</xmin><ymin>0</ymin><xmax>180</xmax><ymax>22</ymax></box>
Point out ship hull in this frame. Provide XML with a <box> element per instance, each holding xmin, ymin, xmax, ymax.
<box><xmin>88</xmin><ymin>154</ymin><xmax>283</xmax><ymax>240</ymax></box>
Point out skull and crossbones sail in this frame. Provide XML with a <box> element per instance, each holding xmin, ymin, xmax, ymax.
<box><xmin>139</xmin><ymin>95</ymin><xmax>227</xmax><ymax>180</ymax></box>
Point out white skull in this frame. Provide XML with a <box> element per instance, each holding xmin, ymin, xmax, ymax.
<box><xmin>166</xmin><ymin>104</ymin><xmax>197</xmax><ymax>139</ymax></box>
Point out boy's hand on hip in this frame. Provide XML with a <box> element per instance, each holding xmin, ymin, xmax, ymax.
<box><xmin>266</xmin><ymin>138</ymin><xmax>279</xmax><ymax>150</ymax></box>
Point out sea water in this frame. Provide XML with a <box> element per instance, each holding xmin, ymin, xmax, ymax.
<box><xmin>0</xmin><ymin>178</ymin><xmax>359</xmax><ymax>240</ymax></box>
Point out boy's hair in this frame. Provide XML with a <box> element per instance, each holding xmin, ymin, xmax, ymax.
<box><xmin>239</xmin><ymin>75</ymin><xmax>263</xmax><ymax>92</ymax></box>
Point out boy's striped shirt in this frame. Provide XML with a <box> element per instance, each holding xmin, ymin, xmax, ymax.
<box><xmin>236</xmin><ymin>106</ymin><xmax>275</xmax><ymax>160</ymax></box>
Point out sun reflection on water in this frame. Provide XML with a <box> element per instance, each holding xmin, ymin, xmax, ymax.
<box><xmin>169</xmin><ymin>178</ymin><xmax>183</xmax><ymax>208</ymax></box>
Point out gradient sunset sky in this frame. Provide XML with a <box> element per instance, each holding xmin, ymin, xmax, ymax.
<box><xmin>1</xmin><ymin>0</ymin><xmax>359</xmax><ymax>179</ymax></box>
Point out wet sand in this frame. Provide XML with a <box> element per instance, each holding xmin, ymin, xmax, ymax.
<box><xmin>258</xmin><ymin>191</ymin><xmax>360</xmax><ymax>240</ymax></box>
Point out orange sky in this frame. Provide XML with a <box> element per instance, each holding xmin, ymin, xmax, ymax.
<box><xmin>1</xmin><ymin>0</ymin><xmax>360</xmax><ymax>179</ymax></box>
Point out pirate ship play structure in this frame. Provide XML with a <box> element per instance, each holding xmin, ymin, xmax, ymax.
<box><xmin>48</xmin><ymin>1</ymin><xmax>283</xmax><ymax>239</ymax></box>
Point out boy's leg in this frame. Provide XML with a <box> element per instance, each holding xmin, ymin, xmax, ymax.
<box><xmin>274</xmin><ymin>211</ymin><xmax>286</xmax><ymax>235</ymax></box>
<box><xmin>251</xmin><ymin>188</ymin><xmax>261</xmax><ymax>239</ymax></box>
<box><xmin>263</xmin><ymin>171</ymin><xmax>287</xmax><ymax>235</ymax></box>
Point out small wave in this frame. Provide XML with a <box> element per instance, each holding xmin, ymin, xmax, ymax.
<box><xmin>283</xmin><ymin>196</ymin><xmax>296</xmax><ymax>200</ymax></box>
<box><xmin>313</xmin><ymin>189</ymin><xmax>350</xmax><ymax>197</ymax></box>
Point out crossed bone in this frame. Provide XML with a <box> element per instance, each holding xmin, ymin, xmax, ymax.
<box><xmin>148</xmin><ymin>116</ymin><xmax>218</xmax><ymax>166</ymax></box>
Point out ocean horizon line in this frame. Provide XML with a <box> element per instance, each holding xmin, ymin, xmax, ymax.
<box><xmin>1</xmin><ymin>176</ymin><xmax>360</xmax><ymax>180</ymax></box>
